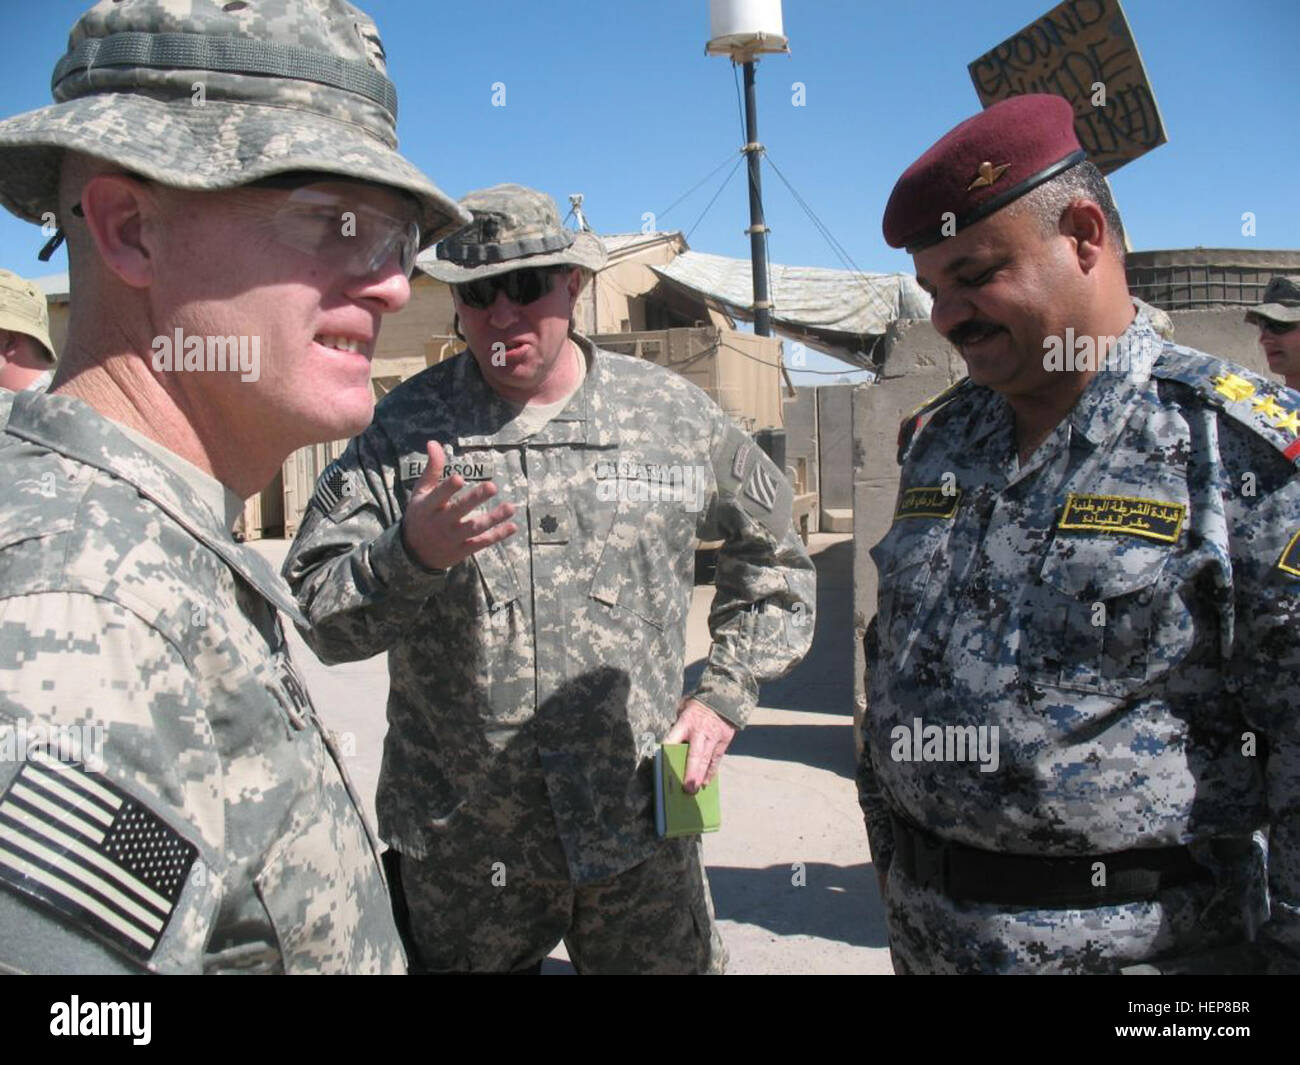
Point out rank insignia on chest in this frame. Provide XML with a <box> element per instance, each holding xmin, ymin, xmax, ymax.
<box><xmin>1278</xmin><ymin>530</ymin><xmax>1300</xmax><ymax>579</ymax></box>
<box><xmin>530</xmin><ymin>504</ymin><xmax>571</xmax><ymax>544</ymax></box>
<box><xmin>1057</xmin><ymin>493</ymin><xmax>1185</xmax><ymax>543</ymax></box>
<box><xmin>894</xmin><ymin>485</ymin><xmax>961</xmax><ymax>521</ymax></box>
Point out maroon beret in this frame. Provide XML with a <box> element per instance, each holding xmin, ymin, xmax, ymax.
<box><xmin>882</xmin><ymin>94</ymin><xmax>1086</xmax><ymax>251</ymax></box>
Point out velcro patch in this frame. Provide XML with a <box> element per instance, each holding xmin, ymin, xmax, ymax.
<box><xmin>744</xmin><ymin>462</ymin><xmax>779</xmax><ymax>512</ymax></box>
<box><xmin>1278</xmin><ymin>530</ymin><xmax>1300</xmax><ymax>578</ymax></box>
<box><xmin>0</xmin><ymin>753</ymin><xmax>198</xmax><ymax>964</ymax></box>
<box><xmin>1057</xmin><ymin>493</ymin><xmax>1185</xmax><ymax>543</ymax></box>
<box><xmin>400</xmin><ymin>447</ymin><xmax>492</xmax><ymax>483</ymax></box>
<box><xmin>315</xmin><ymin>459</ymin><xmax>353</xmax><ymax>512</ymax></box>
<box><xmin>894</xmin><ymin>485</ymin><xmax>961</xmax><ymax>521</ymax></box>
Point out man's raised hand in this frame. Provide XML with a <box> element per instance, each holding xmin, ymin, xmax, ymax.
<box><xmin>401</xmin><ymin>440</ymin><xmax>517</xmax><ymax>571</ymax></box>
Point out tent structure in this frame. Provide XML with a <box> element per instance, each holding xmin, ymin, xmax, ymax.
<box><xmin>651</xmin><ymin>250</ymin><xmax>932</xmax><ymax>371</ymax></box>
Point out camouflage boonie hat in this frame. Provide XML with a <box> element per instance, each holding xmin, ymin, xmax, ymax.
<box><xmin>418</xmin><ymin>183</ymin><xmax>607</xmax><ymax>283</ymax></box>
<box><xmin>1245</xmin><ymin>275</ymin><xmax>1300</xmax><ymax>326</ymax></box>
<box><xmin>0</xmin><ymin>269</ymin><xmax>55</xmax><ymax>362</ymax></box>
<box><xmin>0</xmin><ymin>0</ymin><xmax>470</xmax><ymax>249</ymax></box>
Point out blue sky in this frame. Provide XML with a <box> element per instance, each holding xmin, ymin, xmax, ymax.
<box><xmin>2</xmin><ymin>0</ymin><xmax>1296</xmax><ymax>383</ymax></box>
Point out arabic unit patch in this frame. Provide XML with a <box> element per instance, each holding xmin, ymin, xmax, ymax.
<box><xmin>1057</xmin><ymin>493</ymin><xmax>1185</xmax><ymax>544</ymax></box>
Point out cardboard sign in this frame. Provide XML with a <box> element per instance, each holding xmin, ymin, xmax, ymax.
<box><xmin>968</xmin><ymin>0</ymin><xmax>1165</xmax><ymax>174</ymax></box>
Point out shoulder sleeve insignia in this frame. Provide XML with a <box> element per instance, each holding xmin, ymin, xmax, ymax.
<box><xmin>894</xmin><ymin>485</ymin><xmax>961</xmax><ymax>521</ymax></box>
<box><xmin>313</xmin><ymin>458</ymin><xmax>367</xmax><ymax>523</ymax></box>
<box><xmin>0</xmin><ymin>753</ymin><xmax>198</xmax><ymax>964</ymax></box>
<box><xmin>1155</xmin><ymin>352</ymin><xmax>1300</xmax><ymax>467</ymax></box>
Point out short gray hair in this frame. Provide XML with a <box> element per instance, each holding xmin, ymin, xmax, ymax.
<box><xmin>1007</xmin><ymin>160</ymin><xmax>1126</xmax><ymax>259</ymax></box>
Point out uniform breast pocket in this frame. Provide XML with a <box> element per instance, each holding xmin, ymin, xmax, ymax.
<box><xmin>1023</xmin><ymin>535</ymin><xmax>1172</xmax><ymax>695</ymax></box>
<box><xmin>588</xmin><ymin>518</ymin><xmax>691</xmax><ymax>634</ymax></box>
<box><xmin>870</xmin><ymin>522</ymin><xmax>945</xmax><ymax>666</ymax></box>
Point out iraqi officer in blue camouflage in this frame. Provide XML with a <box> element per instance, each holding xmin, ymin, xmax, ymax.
<box><xmin>0</xmin><ymin>0</ymin><xmax>469</xmax><ymax>973</ymax></box>
<box><xmin>283</xmin><ymin>183</ymin><xmax>816</xmax><ymax>974</ymax></box>
<box><xmin>859</xmin><ymin>94</ymin><xmax>1300</xmax><ymax>973</ymax></box>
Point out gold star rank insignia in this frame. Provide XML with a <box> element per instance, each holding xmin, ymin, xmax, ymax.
<box><xmin>967</xmin><ymin>161</ymin><xmax>1010</xmax><ymax>190</ymax></box>
<box><xmin>1272</xmin><ymin>408</ymin><xmax>1300</xmax><ymax>435</ymax></box>
<box><xmin>1252</xmin><ymin>394</ymin><xmax>1286</xmax><ymax>420</ymax></box>
<box><xmin>1212</xmin><ymin>373</ymin><xmax>1256</xmax><ymax>403</ymax></box>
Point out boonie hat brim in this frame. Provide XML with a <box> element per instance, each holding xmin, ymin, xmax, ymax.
<box><xmin>415</xmin><ymin>230</ymin><xmax>607</xmax><ymax>284</ymax></box>
<box><xmin>0</xmin><ymin>93</ymin><xmax>469</xmax><ymax>249</ymax></box>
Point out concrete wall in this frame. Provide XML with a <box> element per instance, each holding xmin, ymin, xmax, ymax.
<box><xmin>817</xmin><ymin>385</ymin><xmax>856</xmax><ymax>530</ymax></box>
<box><xmin>784</xmin><ymin>388</ymin><xmax>819</xmax><ymax>530</ymax></box>
<box><xmin>848</xmin><ymin>307</ymin><xmax>1290</xmax><ymax>737</ymax></box>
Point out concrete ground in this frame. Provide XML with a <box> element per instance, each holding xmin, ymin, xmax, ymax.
<box><xmin>251</xmin><ymin>531</ymin><xmax>891</xmax><ymax>974</ymax></box>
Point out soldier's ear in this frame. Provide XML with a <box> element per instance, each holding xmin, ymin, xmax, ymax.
<box><xmin>77</xmin><ymin>174</ymin><xmax>159</xmax><ymax>290</ymax></box>
<box><xmin>1060</xmin><ymin>200</ymin><xmax>1107</xmax><ymax>274</ymax></box>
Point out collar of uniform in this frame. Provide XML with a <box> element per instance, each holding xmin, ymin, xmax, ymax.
<box><xmin>455</xmin><ymin>332</ymin><xmax>619</xmax><ymax>449</ymax></box>
<box><xmin>4</xmin><ymin>389</ymin><xmax>307</xmax><ymax>627</ymax></box>
<box><xmin>115</xmin><ymin>421</ymin><xmax>245</xmax><ymax>534</ymax></box>
<box><xmin>1064</xmin><ymin>312</ymin><xmax>1160</xmax><ymax>450</ymax></box>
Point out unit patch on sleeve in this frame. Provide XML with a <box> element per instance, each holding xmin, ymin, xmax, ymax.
<box><xmin>0</xmin><ymin>753</ymin><xmax>198</xmax><ymax>964</ymax></box>
<box><xmin>894</xmin><ymin>485</ymin><xmax>961</xmax><ymax>521</ymax></box>
<box><xmin>1057</xmin><ymin>493</ymin><xmax>1185</xmax><ymax>544</ymax></box>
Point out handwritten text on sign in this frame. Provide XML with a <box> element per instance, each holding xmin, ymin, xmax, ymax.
<box><xmin>968</xmin><ymin>0</ymin><xmax>1165</xmax><ymax>174</ymax></box>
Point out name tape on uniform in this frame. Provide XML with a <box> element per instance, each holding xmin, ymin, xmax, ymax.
<box><xmin>894</xmin><ymin>485</ymin><xmax>961</xmax><ymax>521</ymax></box>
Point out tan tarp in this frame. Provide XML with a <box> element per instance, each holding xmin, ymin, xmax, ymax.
<box><xmin>651</xmin><ymin>250</ymin><xmax>932</xmax><ymax>370</ymax></box>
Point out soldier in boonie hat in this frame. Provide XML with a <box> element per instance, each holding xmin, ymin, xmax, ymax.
<box><xmin>419</xmin><ymin>183</ymin><xmax>607</xmax><ymax>284</ymax></box>
<box><xmin>0</xmin><ymin>268</ymin><xmax>56</xmax><ymax>403</ymax></box>
<box><xmin>0</xmin><ymin>0</ymin><xmax>468</xmax><ymax>254</ymax></box>
<box><xmin>0</xmin><ymin>0</ymin><xmax>462</xmax><ymax>975</ymax></box>
<box><xmin>1246</xmin><ymin>276</ymin><xmax>1300</xmax><ymax>389</ymax></box>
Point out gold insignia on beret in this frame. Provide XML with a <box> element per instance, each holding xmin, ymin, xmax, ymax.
<box><xmin>967</xmin><ymin>161</ymin><xmax>1010</xmax><ymax>191</ymax></box>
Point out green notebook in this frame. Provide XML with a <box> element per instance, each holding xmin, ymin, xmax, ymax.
<box><xmin>654</xmin><ymin>743</ymin><xmax>721</xmax><ymax>838</ymax></box>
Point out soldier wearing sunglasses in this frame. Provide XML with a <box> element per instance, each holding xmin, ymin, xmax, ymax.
<box><xmin>1246</xmin><ymin>276</ymin><xmax>1300</xmax><ymax>390</ymax></box>
<box><xmin>284</xmin><ymin>183</ymin><xmax>816</xmax><ymax>974</ymax></box>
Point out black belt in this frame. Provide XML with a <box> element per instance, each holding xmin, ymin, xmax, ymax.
<box><xmin>889</xmin><ymin>815</ymin><xmax>1210</xmax><ymax>908</ymax></box>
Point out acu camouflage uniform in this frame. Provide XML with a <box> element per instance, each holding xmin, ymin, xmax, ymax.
<box><xmin>0</xmin><ymin>392</ymin><xmax>405</xmax><ymax>973</ymax></box>
<box><xmin>284</xmin><ymin>335</ymin><xmax>815</xmax><ymax>972</ymax></box>
<box><xmin>860</xmin><ymin>313</ymin><xmax>1300</xmax><ymax>973</ymax></box>
<box><xmin>0</xmin><ymin>0</ymin><xmax>467</xmax><ymax>974</ymax></box>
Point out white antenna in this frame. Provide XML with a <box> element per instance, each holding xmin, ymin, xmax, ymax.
<box><xmin>568</xmin><ymin>193</ymin><xmax>592</xmax><ymax>232</ymax></box>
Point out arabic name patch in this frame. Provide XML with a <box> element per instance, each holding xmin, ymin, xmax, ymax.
<box><xmin>1057</xmin><ymin>493</ymin><xmax>1185</xmax><ymax>544</ymax></box>
<box><xmin>894</xmin><ymin>486</ymin><xmax>961</xmax><ymax>521</ymax></box>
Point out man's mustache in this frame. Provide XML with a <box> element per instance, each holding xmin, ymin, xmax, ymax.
<box><xmin>947</xmin><ymin>320</ymin><xmax>1005</xmax><ymax>347</ymax></box>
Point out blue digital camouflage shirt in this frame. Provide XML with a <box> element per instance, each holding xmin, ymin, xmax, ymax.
<box><xmin>860</xmin><ymin>312</ymin><xmax>1300</xmax><ymax>973</ymax></box>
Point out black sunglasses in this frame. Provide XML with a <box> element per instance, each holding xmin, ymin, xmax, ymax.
<box><xmin>1260</xmin><ymin>319</ymin><xmax>1298</xmax><ymax>336</ymax></box>
<box><xmin>454</xmin><ymin>267</ymin><xmax>563</xmax><ymax>310</ymax></box>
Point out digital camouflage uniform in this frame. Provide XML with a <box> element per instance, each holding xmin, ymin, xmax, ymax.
<box><xmin>284</xmin><ymin>335</ymin><xmax>816</xmax><ymax>973</ymax></box>
<box><xmin>0</xmin><ymin>392</ymin><xmax>405</xmax><ymax>972</ymax></box>
<box><xmin>861</xmin><ymin>313</ymin><xmax>1300</xmax><ymax>973</ymax></box>
<box><xmin>0</xmin><ymin>0</ymin><xmax>467</xmax><ymax>973</ymax></box>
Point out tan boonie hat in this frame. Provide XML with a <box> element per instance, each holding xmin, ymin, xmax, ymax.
<box><xmin>1245</xmin><ymin>275</ymin><xmax>1300</xmax><ymax>326</ymax></box>
<box><xmin>0</xmin><ymin>269</ymin><xmax>56</xmax><ymax>362</ymax></box>
<box><xmin>418</xmin><ymin>184</ymin><xmax>608</xmax><ymax>283</ymax></box>
<box><xmin>0</xmin><ymin>0</ymin><xmax>470</xmax><ymax>251</ymax></box>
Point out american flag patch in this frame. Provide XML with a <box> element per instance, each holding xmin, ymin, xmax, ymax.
<box><xmin>314</xmin><ymin>460</ymin><xmax>352</xmax><ymax>513</ymax></box>
<box><xmin>0</xmin><ymin>753</ymin><xmax>197</xmax><ymax>964</ymax></box>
